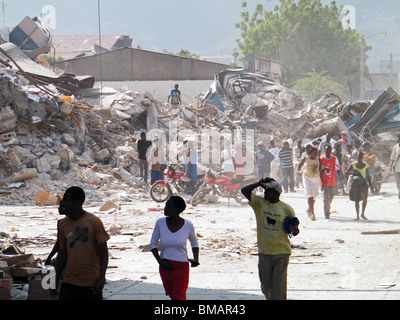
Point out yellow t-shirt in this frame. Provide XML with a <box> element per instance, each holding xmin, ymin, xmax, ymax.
<box><xmin>351</xmin><ymin>162</ymin><xmax>369</xmax><ymax>179</ymax></box>
<box><xmin>249</xmin><ymin>194</ymin><xmax>295</xmax><ymax>255</ymax></box>
<box><xmin>58</xmin><ymin>212</ymin><xmax>110</xmax><ymax>287</ymax></box>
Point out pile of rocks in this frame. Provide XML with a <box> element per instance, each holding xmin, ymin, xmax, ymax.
<box><xmin>0</xmin><ymin>72</ymin><xmax>163</xmax><ymax>205</ymax></box>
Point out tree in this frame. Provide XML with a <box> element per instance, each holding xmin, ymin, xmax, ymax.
<box><xmin>235</xmin><ymin>0</ymin><xmax>370</xmax><ymax>99</ymax></box>
<box><xmin>291</xmin><ymin>70</ymin><xmax>346</xmax><ymax>101</ymax></box>
<box><xmin>175</xmin><ymin>49</ymin><xmax>200</xmax><ymax>60</ymax></box>
<box><xmin>38</xmin><ymin>54</ymin><xmax>64</xmax><ymax>64</ymax></box>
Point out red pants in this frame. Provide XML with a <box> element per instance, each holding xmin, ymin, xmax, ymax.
<box><xmin>159</xmin><ymin>260</ymin><xmax>189</xmax><ymax>300</ymax></box>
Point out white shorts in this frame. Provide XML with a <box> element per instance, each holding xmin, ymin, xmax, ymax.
<box><xmin>303</xmin><ymin>174</ymin><xmax>320</xmax><ymax>199</ymax></box>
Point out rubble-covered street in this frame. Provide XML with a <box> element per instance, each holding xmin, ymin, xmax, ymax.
<box><xmin>1</xmin><ymin>182</ymin><xmax>399</xmax><ymax>300</ymax></box>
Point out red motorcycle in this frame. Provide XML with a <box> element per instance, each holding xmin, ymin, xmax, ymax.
<box><xmin>150</xmin><ymin>164</ymin><xmax>201</xmax><ymax>202</ymax></box>
<box><xmin>190</xmin><ymin>169</ymin><xmax>251</xmax><ymax>206</ymax></box>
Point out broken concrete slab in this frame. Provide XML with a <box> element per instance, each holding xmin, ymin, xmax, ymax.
<box><xmin>62</xmin><ymin>133</ymin><xmax>75</xmax><ymax>146</ymax></box>
<box><xmin>99</xmin><ymin>200</ymin><xmax>120</xmax><ymax>212</ymax></box>
<box><xmin>35</xmin><ymin>157</ymin><xmax>51</xmax><ymax>173</ymax></box>
<box><xmin>56</xmin><ymin>144</ymin><xmax>75</xmax><ymax>164</ymax></box>
<box><xmin>95</xmin><ymin>149</ymin><xmax>111</xmax><ymax>162</ymax></box>
<box><xmin>10</xmin><ymin>168</ymin><xmax>39</xmax><ymax>183</ymax></box>
<box><xmin>34</xmin><ymin>190</ymin><xmax>61</xmax><ymax>206</ymax></box>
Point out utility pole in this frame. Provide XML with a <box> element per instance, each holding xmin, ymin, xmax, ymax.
<box><xmin>360</xmin><ymin>32</ymin><xmax>386</xmax><ymax>100</ymax></box>
<box><xmin>360</xmin><ymin>36</ymin><xmax>365</xmax><ymax>100</ymax></box>
<box><xmin>390</xmin><ymin>53</ymin><xmax>400</xmax><ymax>90</ymax></box>
<box><xmin>391</xmin><ymin>52</ymin><xmax>393</xmax><ymax>88</ymax></box>
<box><xmin>2</xmin><ymin>1</ymin><xmax>6</xmax><ymax>29</ymax></box>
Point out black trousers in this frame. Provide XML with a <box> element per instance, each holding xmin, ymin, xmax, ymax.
<box><xmin>59</xmin><ymin>282</ymin><xmax>103</xmax><ymax>300</ymax></box>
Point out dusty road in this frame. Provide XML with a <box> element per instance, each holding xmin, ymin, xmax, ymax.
<box><xmin>1</xmin><ymin>179</ymin><xmax>399</xmax><ymax>300</ymax></box>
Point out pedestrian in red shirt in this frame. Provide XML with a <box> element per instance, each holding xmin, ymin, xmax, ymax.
<box><xmin>320</xmin><ymin>145</ymin><xmax>340</xmax><ymax>219</ymax></box>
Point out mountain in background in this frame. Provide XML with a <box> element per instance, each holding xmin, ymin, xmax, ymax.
<box><xmin>2</xmin><ymin>0</ymin><xmax>400</xmax><ymax>72</ymax></box>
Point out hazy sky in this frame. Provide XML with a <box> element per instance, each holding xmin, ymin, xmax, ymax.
<box><xmin>2</xmin><ymin>0</ymin><xmax>400</xmax><ymax>72</ymax></box>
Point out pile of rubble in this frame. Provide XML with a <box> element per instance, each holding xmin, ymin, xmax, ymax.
<box><xmin>166</xmin><ymin>68</ymin><xmax>349</xmax><ymax>142</ymax></box>
<box><xmin>0</xmin><ymin>242</ymin><xmax>58</xmax><ymax>300</ymax></box>
<box><xmin>167</xmin><ymin>68</ymin><xmax>400</xmax><ymax>162</ymax></box>
<box><xmin>0</xmin><ymin>45</ymin><xmax>164</xmax><ymax>205</ymax></box>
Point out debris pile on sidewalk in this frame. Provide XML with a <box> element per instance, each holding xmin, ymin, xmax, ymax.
<box><xmin>0</xmin><ymin>243</ymin><xmax>51</xmax><ymax>300</ymax></box>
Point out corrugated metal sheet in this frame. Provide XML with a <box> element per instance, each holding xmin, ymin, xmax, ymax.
<box><xmin>348</xmin><ymin>87</ymin><xmax>400</xmax><ymax>133</ymax></box>
<box><xmin>0</xmin><ymin>42</ymin><xmax>94</xmax><ymax>94</ymax></box>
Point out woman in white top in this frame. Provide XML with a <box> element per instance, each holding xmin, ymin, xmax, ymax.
<box><xmin>150</xmin><ymin>196</ymin><xmax>199</xmax><ymax>300</ymax></box>
<box><xmin>297</xmin><ymin>147</ymin><xmax>322</xmax><ymax>221</ymax></box>
<box><xmin>221</xmin><ymin>139</ymin><xmax>236</xmax><ymax>178</ymax></box>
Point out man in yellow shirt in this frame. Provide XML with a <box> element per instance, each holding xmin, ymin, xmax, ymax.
<box><xmin>241</xmin><ymin>178</ymin><xmax>299</xmax><ymax>300</ymax></box>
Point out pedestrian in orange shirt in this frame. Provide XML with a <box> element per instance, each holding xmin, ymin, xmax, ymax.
<box><xmin>55</xmin><ymin>186</ymin><xmax>110</xmax><ymax>300</ymax></box>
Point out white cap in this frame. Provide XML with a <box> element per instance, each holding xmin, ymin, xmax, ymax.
<box><xmin>261</xmin><ymin>181</ymin><xmax>283</xmax><ymax>194</ymax></box>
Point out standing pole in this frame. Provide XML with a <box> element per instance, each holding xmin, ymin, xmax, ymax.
<box><xmin>97</xmin><ymin>0</ymin><xmax>103</xmax><ymax>90</ymax></box>
<box><xmin>2</xmin><ymin>1</ymin><xmax>6</xmax><ymax>29</ymax></box>
<box><xmin>390</xmin><ymin>53</ymin><xmax>393</xmax><ymax>88</ymax></box>
<box><xmin>97</xmin><ymin>0</ymin><xmax>105</xmax><ymax>148</ymax></box>
<box><xmin>360</xmin><ymin>36</ymin><xmax>365</xmax><ymax>101</ymax></box>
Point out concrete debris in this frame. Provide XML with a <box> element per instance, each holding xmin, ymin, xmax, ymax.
<box><xmin>167</xmin><ymin>68</ymin><xmax>399</xmax><ymax>161</ymax></box>
<box><xmin>34</xmin><ymin>190</ymin><xmax>61</xmax><ymax>206</ymax></box>
<box><xmin>10</xmin><ymin>169</ymin><xmax>39</xmax><ymax>183</ymax></box>
<box><xmin>0</xmin><ymin>44</ymin><xmax>161</xmax><ymax>205</ymax></box>
<box><xmin>99</xmin><ymin>200</ymin><xmax>120</xmax><ymax>212</ymax></box>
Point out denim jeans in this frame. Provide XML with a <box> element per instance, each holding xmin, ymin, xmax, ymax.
<box><xmin>281</xmin><ymin>167</ymin><xmax>294</xmax><ymax>191</ymax></box>
<box><xmin>323</xmin><ymin>185</ymin><xmax>335</xmax><ymax>218</ymax></box>
<box><xmin>138</xmin><ymin>159</ymin><xmax>148</xmax><ymax>183</ymax></box>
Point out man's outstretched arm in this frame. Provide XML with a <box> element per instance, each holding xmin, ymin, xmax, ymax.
<box><xmin>241</xmin><ymin>181</ymin><xmax>261</xmax><ymax>201</ymax></box>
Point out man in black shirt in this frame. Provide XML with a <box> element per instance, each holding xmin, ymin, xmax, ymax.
<box><xmin>137</xmin><ymin>132</ymin><xmax>152</xmax><ymax>184</ymax></box>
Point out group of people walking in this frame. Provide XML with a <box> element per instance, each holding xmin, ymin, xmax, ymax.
<box><xmin>295</xmin><ymin>132</ymin><xmax>378</xmax><ymax>221</ymax></box>
<box><xmin>47</xmin><ymin>187</ymin><xmax>199</xmax><ymax>301</ymax></box>
<box><xmin>256</xmin><ymin>132</ymin><xmax>400</xmax><ymax>221</ymax></box>
<box><xmin>47</xmin><ymin>180</ymin><xmax>298</xmax><ymax>301</ymax></box>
